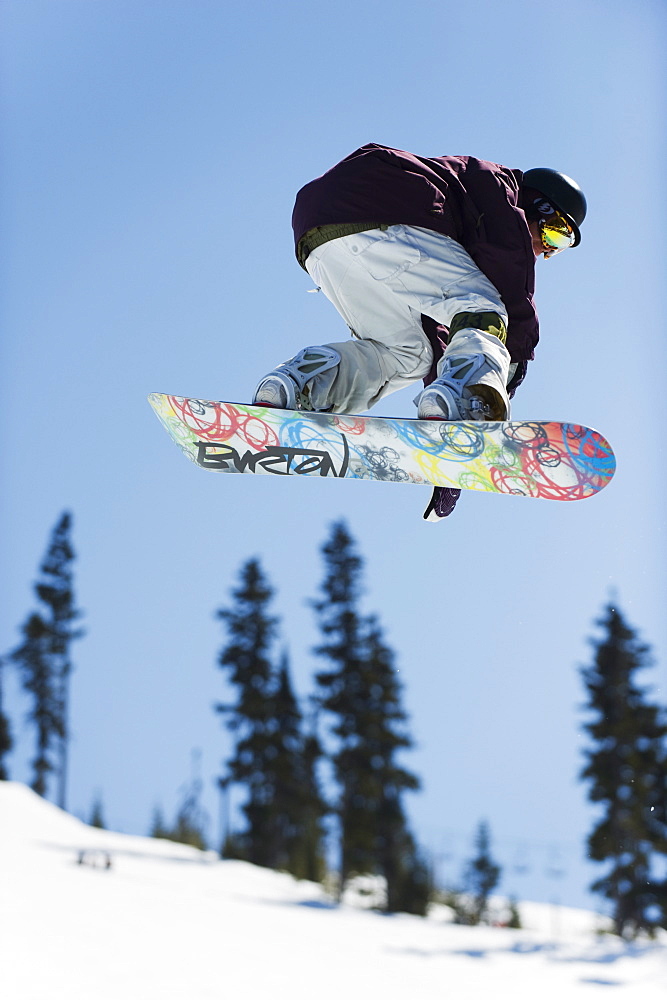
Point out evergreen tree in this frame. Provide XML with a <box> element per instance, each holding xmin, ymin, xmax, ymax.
<box><xmin>10</xmin><ymin>612</ymin><xmax>62</xmax><ymax>796</ymax></box>
<box><xmin>8</xmin><ymin>513</ymin><xmax>84</xmax><ymax>805</ymax></box>
<box><xmin>0</xmin><ymin>657</ymin><xmax>12</xmax><ymax>780</ymax></box>
<box><xmin>215</xmin><ymin>559</ymin><xmax>327</xmax><ymax>877</ymax></box>
<box><xmin>580</xmin><ymin>602</ymin><xmax>667</xmax><ymax>938</ymax></box>
<box><xmin>298</xmin><ymin>732</ymin><xmax>329</xmax><ymax>882</ymax></box>
<box><xmin>149</xmin><ymin>755</ymin><xmax>209</xmax><ymax>850</ymax></box>
<box><xmin>313</xmin><ymin>522</ymin><xmax>427</xmax><ymax>912</ymax></box>
<box><xmin>506</xmin><ymin>897</ymin><xmax>522</xmax><ymax>929</ymax></box>
<box><xmin>452</xmin><ymin>821</ymin><xmax>502</xmax><ymax>926</ymax></box>
<box><xmin>363</xmin><ymin>617</ymin><xmax>430</xmax><ymax>915</ymax></box>
<box><xmin>33</xmin><ymin>512</ymin><xmax>84</xmax><ymax>810</ymax></box>
<box><xmin>169</xmin><ymin>804</ymin><xmax>207</xmax><ymax>851</ymax></box>
<box><xmin>313</xmin><ymin>521</ymin><xmax>372</xmax><ymax>889</ymax></box>
<box><xmin>169</xmin><ymin>754</ymin><xmax>209</xmax><ymax>851</ymax></box>
<box><xmin>89</xmin><ymin>794</ymin><xmax>106</xmax><ymax>829</ymax></box>
<box><xmin>149</xmin><ymin>805</ymin><xmax>169</xmax><ymax>840</ymax></box>
<box><xmin>267</xmin><ymin>654</ymin><xmax>328</xmax><ymax>880</ymax></box>
<box><xmin>216</xmin><ymin>558</ymin><xmax>280</xmax><ymax>866</ymax></box>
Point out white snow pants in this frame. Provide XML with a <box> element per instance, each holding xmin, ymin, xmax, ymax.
<box><xmin>303</xmin><ymin>224</ymin><xmax>510</xmax><ymax>414</ymax></box>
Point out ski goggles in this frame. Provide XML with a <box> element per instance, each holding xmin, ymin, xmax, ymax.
<box><xmin>533</xmin><ymin>200</ymin><xmax>576</xmax><ymax>258</ymax></box>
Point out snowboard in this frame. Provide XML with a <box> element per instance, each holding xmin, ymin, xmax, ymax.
<box><xmin>148</xmin><ymin>393</ymin><xmax>615</xmax><ymax>502</ymax></box>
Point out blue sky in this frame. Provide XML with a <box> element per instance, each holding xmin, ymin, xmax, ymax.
<box><xmin>1</xmin><ymin>0</ymin><xmax>665</xmax><ymax>909</ymax></box>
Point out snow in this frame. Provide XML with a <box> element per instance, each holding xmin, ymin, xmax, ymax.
<box><xmin>1</xmin><ymin>782</ymin><xmax>665</xmax><ymax>999</ymax></box>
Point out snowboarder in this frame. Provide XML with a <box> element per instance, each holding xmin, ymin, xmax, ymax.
<box><xmin>252</xmin><ymin>143</ymin><xmax>587</xmax><ymax>518</ymax></box>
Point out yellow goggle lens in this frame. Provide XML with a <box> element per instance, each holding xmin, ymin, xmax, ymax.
<box><xmin>539</xmin><ymin>212</ymin><xmax>575</xmax><ymax>256</ymax></box>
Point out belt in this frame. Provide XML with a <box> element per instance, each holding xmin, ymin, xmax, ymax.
<box><xmin>297</xmin><ymin>222</ymin><xmax>390</xmax><ymax>270</ymax></box>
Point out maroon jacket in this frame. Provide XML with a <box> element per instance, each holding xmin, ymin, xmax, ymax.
<box><xmin>292</xmin><ymin>144</ymin><xmax>539</xmax><ymax>363</ymax></box>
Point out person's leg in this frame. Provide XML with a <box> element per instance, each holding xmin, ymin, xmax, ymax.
<box><xmin>254</xmin><ymin>225</ymin><xmax>510</xmax><ymax>415</ymax></box>
<box><xmin>416</xmin><ymin>321</ymin><xmax>511</xmax><ymax>421</ymax></box>
<box><xmin>254</xmin><ymin>225</ymin><xmax>434</xmax><ymax>412</ymax></box>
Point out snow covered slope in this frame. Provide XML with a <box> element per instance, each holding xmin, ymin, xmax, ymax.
<box><xmin>1</xmin><ymin>782</ymin><xmax>665</xmax><ymax>999</ymax></box>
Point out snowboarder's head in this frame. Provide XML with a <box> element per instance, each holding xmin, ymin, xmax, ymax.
<box><xmin>522</xmin><ymin>168</ymin><xmax>587</xmax><ymax>259</ymax></box>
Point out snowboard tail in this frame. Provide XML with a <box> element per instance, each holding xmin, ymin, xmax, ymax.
<box><xmin>148</xmin><ymin>394</ymin><xmax>615</xmax><ymax>501</ymax></box>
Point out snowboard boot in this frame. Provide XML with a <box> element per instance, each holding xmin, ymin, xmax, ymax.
<box><xmin>253</xmin><ymin>346</ymin><xmax>341</xmax><ymax>411</ymax></box>
<box><xmin>416</xmin><ymin>325</ymin><xmax>511</xmax><ymax>422</ymax></box>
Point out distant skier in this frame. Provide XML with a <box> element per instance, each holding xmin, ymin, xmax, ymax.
<box><xmin>253</xmin><ymin>143</ymin><xmax>586</xmax><ymax>518</ymax></box>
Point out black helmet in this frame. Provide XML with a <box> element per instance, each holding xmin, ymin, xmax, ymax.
<box><xmin>522</xmin><ymin>167</ymin><xmax>587</xmax><ymax>246</ymax></box>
